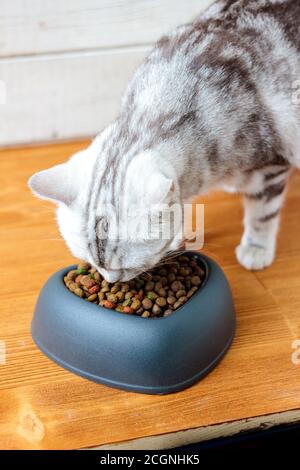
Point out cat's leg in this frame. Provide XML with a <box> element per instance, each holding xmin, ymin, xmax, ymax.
<box><xmin>236</xmin><ymin>166</ymin><xmax>291</xmax><ymax>270</ymax></box>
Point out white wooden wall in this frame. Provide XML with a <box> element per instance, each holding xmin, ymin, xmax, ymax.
<box><xmin>0</xmin><ymin>0</ymin><xmax>214</xmax><ymax>146</ymax></box>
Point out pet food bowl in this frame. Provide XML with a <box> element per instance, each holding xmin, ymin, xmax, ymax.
<box><xmin>31</xmin><ymin>252</ymin><xmax>236</xmax><ymax>394</ymax></box>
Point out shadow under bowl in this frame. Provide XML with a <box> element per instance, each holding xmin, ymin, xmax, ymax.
<box><xmin>31</xmin><ymin>252</ymin><xmax>236</xmax><ymax>395</ymax></box>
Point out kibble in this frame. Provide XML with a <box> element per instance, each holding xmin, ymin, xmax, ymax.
<box><xmin>111</xmin><ymin>283</ymin><xmax>121</xmax><ymax>294</ymax></box>
<box><xmin>142</xmin><ymin>297</ymin><xmax>153</xmax><ymax>310</ymax></box>
<box><xmin>101</xmin><ymin>286</ymin><xmax>110</xmax><ymax>293</ymax></box>
<box><xmin>116</xmin><ymin>291</ymin><xmax>125</xmax><ymax>302</ymax></box>
<box><xmin>66</xmin><ymin>270</ymin><xmax>78</xmax><ymax>281</ymax></box>
<box><xmin>87</xmin><ymin>293</ymin><xmax>98</xmax><ymax>302</ymax></box>
<box><xmin>164</xmin><ymin>309</ymin><xmax>173</xmax><ymax>317</ymax></box>
<box><xmin>81</xmin><ymin>275</ymin><xmax>96</xmax><ymax>289</ymax></box>
<box><xmin>173</xmin><ymin>299</ymin><xmax>184</xmax><ymax>309</ymax></box>
<box><xmin>167</xmin><ymin>296</ymin><xmax>176</xmax><ymax>305</ymax></box>
<box><xmin>131</xmin><ymin>299</ymin><xmax>142</xmax><ymax>311</ymax></box>
<box><xmin>75</xmin><ymin>275</ymin><xmax>83</xmax><ymax>285</ymax></box>
<box><xmin>74</xmin><ymin>287</ymin><xmax>85</xmax><ymax>298</ymax></box>
<box><xmin>157</xmin><ymin>287</ymin><xmax>167</xmax><ymax>298</ymax></box>
<box><xmin>64</xmin><ymin>253</ymin><xmax>204</xmax><ymax>318</ymax></box>
<box><xmin>107</xmin><ymin>293</ymin><xmax>118</xmax><ymax>303</ymax></box>
<box><xmin>78</xmin><ymin>262</ymin><xmax>91</xmax><ymax>272</ymax></box>
<box><xmin>103</xmin><ymin>300</ymin><xmax>115</xmax><ymax>309</ymax></box>
<box><xmin>88</xmin><ymin>285</ymin><xmax>100</xmax><ymax>295</ymax></box>
<box><xmin>121</xmin><ymin>283</ymin><xmax>130</xmax><ymax>293</ymax></box>
<box><xmin>156</xmin><ymin>297</ymin><xmax>167</xmax><ymax>308</ymax></box>
<box><xmin>176</xmin><ymin>289</ymin><xmax>186</xmax><ymax>299</ymax></box>
<box><xmin>142</xmin><ymin>311</ymin><xmax>151</xmax><ymax>318</ymax></box>
<box><xmin>123</xmin><ymin>306</ymin><xmax>134</xmax><ymax>314</ymax></box>
<box><xmin>191</xmin><ymin>275</ymin><xmax>201</xmax><ymax>286</ymax></box>
<box><xmin>147</xmin><ymin>291</ymin><xmax>157</xmax><ymax>301</ymax></box>
<box><xmin>145</xmin><ymin>281</ymin><xmax>155</xmax><ymax>292</ymax></box>
<box><xmin>187</xmin><ymin>286</ymin><xmax>198</xmax><ymax>298</ymax></box>
<box><xmin>171</xmin><ymin>280</ymin><xmax>183</xmax><ymax>293</ymax></box>
<box><xmin>152</xmin><ymin>304</ymin><xmax>162</xmax><ymax>316</ymax></box>
<box><xmin>98</xmin><ymin>291</ymin><xmax>105</xmax><ymax>302</ymax></box>
<box><xmin>167</xmin><ymin>273</ymin><xmax>176</xmax><ymax>283</ymax></box>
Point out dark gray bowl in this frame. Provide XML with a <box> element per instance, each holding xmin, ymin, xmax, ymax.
<box><xmin>31</xmin><ymin>252</ymin><xmax>236</xmax><ymax>394</ymax></box>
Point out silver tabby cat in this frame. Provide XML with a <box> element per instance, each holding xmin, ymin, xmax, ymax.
<box><xmin>29</xmin><ymin>0</ymin><xmax>300</xmax><ymax>282</ymax></box>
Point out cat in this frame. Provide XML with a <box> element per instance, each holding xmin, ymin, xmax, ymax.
<box><xmin>29</xmin><ymin>0</ymin><xmax>300</xmax><ymax>283</ymax></box>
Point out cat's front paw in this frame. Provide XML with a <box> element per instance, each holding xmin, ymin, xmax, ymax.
<box><xmin>235</xmin><ymin>244</ymin><xmax>275</xmax><ymax>271</ymax></box>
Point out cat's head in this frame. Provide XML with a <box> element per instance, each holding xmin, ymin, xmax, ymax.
<box><xmin>28</xmin><ymin>142</ymin><xmax>183</xmax><ymax>282</ymax></box>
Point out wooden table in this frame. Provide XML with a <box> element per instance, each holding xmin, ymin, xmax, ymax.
<box><xmin>1</xmin><ymin>141</ymin><xmax>300</xmax><ymax>450</ymax></box>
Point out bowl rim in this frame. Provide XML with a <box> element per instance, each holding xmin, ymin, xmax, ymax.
<box><xmin>61</xmin><ymin>251</ymin><xmax>210</xmax><ymax>322</ymax></box>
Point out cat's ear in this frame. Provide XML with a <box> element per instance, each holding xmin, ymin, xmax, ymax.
<box><xmin>28</xmin><ymin>162</ymin><xmax>78</xmax><ymax>206</ymax></box>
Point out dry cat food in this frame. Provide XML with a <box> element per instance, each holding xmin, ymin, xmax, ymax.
<box><xmin>64</xmin><ymin>255</ymin><xmax>205</xmax><ymax>318</ymax></box>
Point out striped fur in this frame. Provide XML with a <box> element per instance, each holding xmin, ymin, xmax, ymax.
<box><xmin>29</xmin><ymin>0</ymin><xmax>300</xmax><ymax>280</ymax></box>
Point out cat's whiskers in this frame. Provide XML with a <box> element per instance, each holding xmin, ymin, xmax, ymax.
<box><xmin>139</xmin><ymin>271</ymin><xmax>152</xmax><ymax>280</ymax></box>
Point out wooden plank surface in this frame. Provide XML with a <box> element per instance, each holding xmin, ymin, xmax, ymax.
<box><xmin>0</xmin><ymin>0</ymin><xmax>215</xmax><ymax>146</ymax></box>
<box><xmin>0</xmin><ymin>0</ymin><xmax>213</xmax><ymax>57</ymax></box>
<box><xmin>0</xmin><ymin>47</ymin><xmax>148</xmax><ymax>146</ymax></box>
<box><xmin>0</xmin><ymin>141</ymin><xmax>300</xmax><ymax>450</ymax></box>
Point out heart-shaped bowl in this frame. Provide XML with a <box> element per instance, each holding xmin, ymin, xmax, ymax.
<box><xmin>31</xmin><ymin>252</ymin><xmax>236</xmax><ymax>394</ymax></box>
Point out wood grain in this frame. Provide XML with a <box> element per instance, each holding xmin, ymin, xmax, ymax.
<box><xmin>0</xmin><ymin>0</ymin><xmax>214</xmax><ymax>57</ymax></box>
<box><xmin>0</xmin><ymin>141</ymin><xmax>300</xmax><ymax>450</ymax></box>
<box><xmin>0</xmin><ymin>0</ymin><xmax>215</xmax><ymax>146</ymax></box>
<box><xmin>0</xmin><ymin>47</ymin><xmax>148</xmax><ymax>146</ymax></box>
